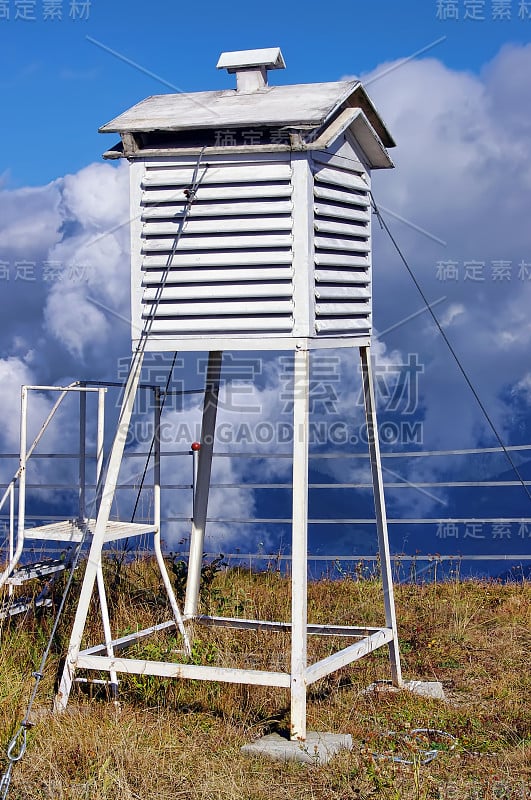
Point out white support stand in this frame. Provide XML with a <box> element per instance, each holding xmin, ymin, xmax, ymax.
<box><xmin>360</xmin><ymin>346</ymin><xmax>402</xmax><ymax>687</ymax></box>
<box><xmin>54</xmin><ymin>346</ymin><xmax>402</xmax><ymax>743</ymax></box>
<box><xmin>290</xmin><ymin>348</ymin><xmax>310</xmax><ymax>740</ymax></box>
<box><xmin>153</xmin><ymin>388</ymin><xmax>191</xmax><ymax>655</ymax></box>
<box><xmin>184</xmin><ymin>352</ymin><xmax>222</xmax><ymax>619</ymax></box>
<box><xmin>75</xmin><ymin>383</ymin><xmax>119</xmax><ymax>697</ymax></box>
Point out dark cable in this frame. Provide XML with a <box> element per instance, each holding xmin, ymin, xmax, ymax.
<box><xmin>371</xmin><ymin>192</ymin><xmax>531</xmax><ymax>505</ymax></box>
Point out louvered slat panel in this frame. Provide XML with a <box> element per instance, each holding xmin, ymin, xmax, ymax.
<box><xmin>315</xmin><ymin>268</ymin><xmax>369</xmax><ymax>284</ymax></box>
<box><xmin>313</xmin><ymin>186</ymin><xmax>371</xmax><ymax>211</ymax></box>
<box><xmin>315</xmin><ymin>285</ymin><xmax>370</xmax><ymax>300</ymax></box>
<box><xmin>147</xmin><ymin>317</ymin><xmax>293</xmax><ymax>334</ymax></box>
<box><xmin>142</xmin><ymin>162</ymin><xmax>292</xmax><ymax>187</ymax></box>
<box><xmin>142</xmin><ymin>184</ymin><xmax>292</xmax><ymax>204</ymax></box>
<box><xmin>143</xmin><ymin>299</ymin><xmax>294</xmax><ymax>317</ymax></box>
<box><xmin>313</xmin><ymin>158</ymin><xmax>371</xmax><ymax>336</ymax></box>
<box><xmin>143</xmin><ymin>266</ymin><xmax>293</xmax><ymax>284</ymax></box>
<box><xmin>314</xmin><ymin>218</ymin><xmax>369</xmax><ymax>237</ymax></box>
<box><xmin>315</xmin><ymin>301</ymin><xmax>371</xmax><ymax>316</ymax></box>
<box><xmin>313</xmin><ymin>167</ymin><xmax>368</xmax><ymax>192</ymax></box>
<box><xmin>143</xmin><ymin>282</ymin><xmax>293</xmax><ymax>300</ymax></box>
<box><xmin>314</xmin><ymin>235</ymin><xmax>370</xmax><ymax>254</ymax></box>
<box><xmin>138</xmin><ymin>156</ymin><xmax>294</xmax><ymax>338</ymax></box>
<box><xmin>142</xmin><ymin>232</ymin><xmax>293</xmax><ymax>251</ymax></box>
<box><xmin>142</xmin><ymin>199</ymin><xmax>293</xmax><ymax>219</ymax></box>
<box><xmin>314</xmin><ymin>202</ymin><xmax>370</xmax><ymax>223</ymax></box>
<box><xmin>315</xmin><ymin>317</ymin><xmax>370</xmax><ymax>333</ymax></box>
<box><xmin>143</xmin><ymin>251</ymin><xmax>293</xmax><ymax>268</ymax></box>
<box><xmin>314</xmin><ymin>253</ymin><xmax>369</xmax><ymax>268</ymax></box>
<box><xmin>143</xmin><ymin>216</ymin><xmax>292</xmax><ymax>235</ymax></box>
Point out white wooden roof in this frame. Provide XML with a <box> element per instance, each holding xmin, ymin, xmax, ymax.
<box><xmin>99</xmin><ymin>79</ymin><xmax>393</xmax><ymax>146</ymax></box>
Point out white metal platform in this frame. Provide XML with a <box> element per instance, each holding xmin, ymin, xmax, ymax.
<box><xmin>23</xmin><ymin>518</ymin><xmax>157</xmax><ymax>545</ymax></box>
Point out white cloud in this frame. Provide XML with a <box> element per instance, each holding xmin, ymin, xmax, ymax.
<box><xmin>514</xmin><ymin>374</ymin><xmax>531</xmax><ymax>403</ymax></box>
<box><xmin>361</xmin><ymin>45</ymin><xmax>531</xmax><ymax>456</ymax></box>
<box><xmin>61</xmin><ymin>161</ymin><xmax>129</xmax><ymax>232</ymax></box>
<box><xmin>43</xmin><ymin>161</ymin><xmax>130</xmax><ymax>359</ymax></box>
<box><xmin>1</xmin><ymin>45</ymin><xmax>531</xmax><ymax>556</ymax></box>
<box><xmin>0</xmin><ymin>357</ymin><xmax>44</xmax><ymax>452</ymax></box>
<box><xmin>44</xmin><ymin>289</ymin><xmax>112</xmax><ymax>359</ymax></box>
<box><xmin>0</xmin><ymin>357</ymin><xmax>81</xmax><ymax>501</ymax></box>
<box><xmin>440</xmin><ymin>303</ymin><xmax>465</xmax><ymax>327</ymax></box>
<box><xmin>0</xmin><ymin>181</ymin><xmax>63</xmax><ymax>257</ymax></box>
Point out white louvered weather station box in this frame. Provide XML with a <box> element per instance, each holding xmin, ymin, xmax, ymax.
<box><xmin>55</xmin><ymin>49</ymin><xmax>403</xmax><ymax>750</ymax></box>
<box><xmin>100</xmin><ymin>47</ymin><xmax>395</xmax><ymax>351</ymax></box>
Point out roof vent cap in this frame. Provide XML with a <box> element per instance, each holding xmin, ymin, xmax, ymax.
<box><xmin>216</xmin><ymin>47</ymin><xmax>286</xmax><ymax>92</ymax></box>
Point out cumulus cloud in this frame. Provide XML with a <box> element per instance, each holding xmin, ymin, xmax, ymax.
<box><xmin>43</xmin><ymin>161</ymin><xmax>130</xmax><ymax>360</ymax></box>
<box><xmin>1</xmin><ymin>45</ymin><xmax>531</xmax><ymax>556</ymax></box>
<box><xmin>362</xmin><ymin>45</ymin><xmax>531</xmax><ymax>460</ymax></box>
<box><xmin>0</xmin><ymin>357</ymin><xmax>45</xmax><ymax>451</ymax></box>
<box><xmin>440</xmin><ymin>303</ymin><xmax>465</xmax><ymax>328</ymax></box>
<box><xmin>514</xmin><ymin>374</ymin><xmax>531</xmax><ymax>402</ymax></box>
<box><xmin>0</xmin><ymin>355</ymin><xmax>86</xmax><ymax>513</ymax></box>
<box><xmin>0</xmin><ymin>182</ymin><xmax>63</xmax><ymax>257</ymax></box>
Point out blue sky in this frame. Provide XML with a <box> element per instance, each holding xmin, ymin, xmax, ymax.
<box><xmin>1</xmin><ymin>0</ymin><xmax>531</xmax><ymax>574</ymax></box>
<box><xmin>3</xmin><ymin>0</ymin><xmax>531</xmax><ymax>186</ymax></box>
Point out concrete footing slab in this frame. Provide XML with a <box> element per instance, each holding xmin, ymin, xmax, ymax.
<box><xmin>241</xmin><ymin>732</ymin><xmax>353</xmax><ymax>764</ymax></box>
<box><xmin>364</xmin><ymin>679</ymin><xmax>446</xmax><ymax>701</ymax></box>
<box><xmin>404</xmin><ymin>680</ymin><xmax>446</xmax><ymax>700</ymax></box>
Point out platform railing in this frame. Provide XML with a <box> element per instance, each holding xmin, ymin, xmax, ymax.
<box><xmin>0</xmin><ymin>383</ymin><xmax>105</xmax><ymax>590</ymax></box>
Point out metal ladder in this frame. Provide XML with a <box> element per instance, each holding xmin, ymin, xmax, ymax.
<box><xmin>0</xmin><ymin>383</ymin><xmax>168</xmax><ymax>625</ymax></box>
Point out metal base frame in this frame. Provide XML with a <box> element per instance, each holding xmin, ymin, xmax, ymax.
<box><xmin>54</xmin><ymin>345</ymin><xmax>402</xmax><ymax>741</ymax></box>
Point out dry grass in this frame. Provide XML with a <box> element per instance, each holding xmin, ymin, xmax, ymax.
<box><xmin>0</xmin><ymin>561</ymin><xmax>529</xmax><ymax>800</ymax></box>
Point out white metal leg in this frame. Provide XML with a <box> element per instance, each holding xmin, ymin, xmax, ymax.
<box><xmin>360</xmin><ymin>346</ymin><xmax>403</xmax><ymax>687</ymax></box>
<box><xmin>192</xmin><ymin>445</ymin><xmax>199</xmax><ymax>517</ymax></box>
<box><xmin>96</xmin><ymin>388</ymin><xmax>105</xmax><ymax>508</ymax></box>
<box><xmin>184</xmin><ymin>351</ymin><xmax>222</xmax><ymax>619</ymax></box>
<box><xmin>55</xmin><ymin>350</ymin><xmax>145</xmax><ymax>711</ymax></box>
<box><xmin>153</xmin><ymin>386</ymin><xmax>191</xmax><ymax>655</ymax></box>
<box><xmin>8</xmin><ymin>484</ymin><xmax>14</xmax><ymax>597</ymax></box>
<box><xmin>17</xmin><ymin>387</ymin><xmax>28</xmax><ymax>568</ymax></box>
<box><xmin>290</xmin><ymin>348</ymin><xmax>310</xmax><ymax>741</ymax></box>
<box><xmin>95</xmin><ymin>563</ymin><xmax>119</xmax><ymax>698</ymax></box>
<box><xmin>78</xmin><ymin>387</ymin><xmax>86</xmax><ymax>521</ymax></box>
<box><xmin>89</xmin><ymin>387</ymin><xmax>119</xmax><ymax>698</ymax></box>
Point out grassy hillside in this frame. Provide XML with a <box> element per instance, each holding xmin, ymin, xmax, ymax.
<box><xmin>0</xmin><ymin>561</ymin><xmax>529</xmax><ymax>799</ymax></box>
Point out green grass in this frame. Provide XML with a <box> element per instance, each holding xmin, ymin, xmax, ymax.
<box><xmin>0</xmin><ymin>561</ymin><xmax>529</xmax><ymax>799</ymax></box>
